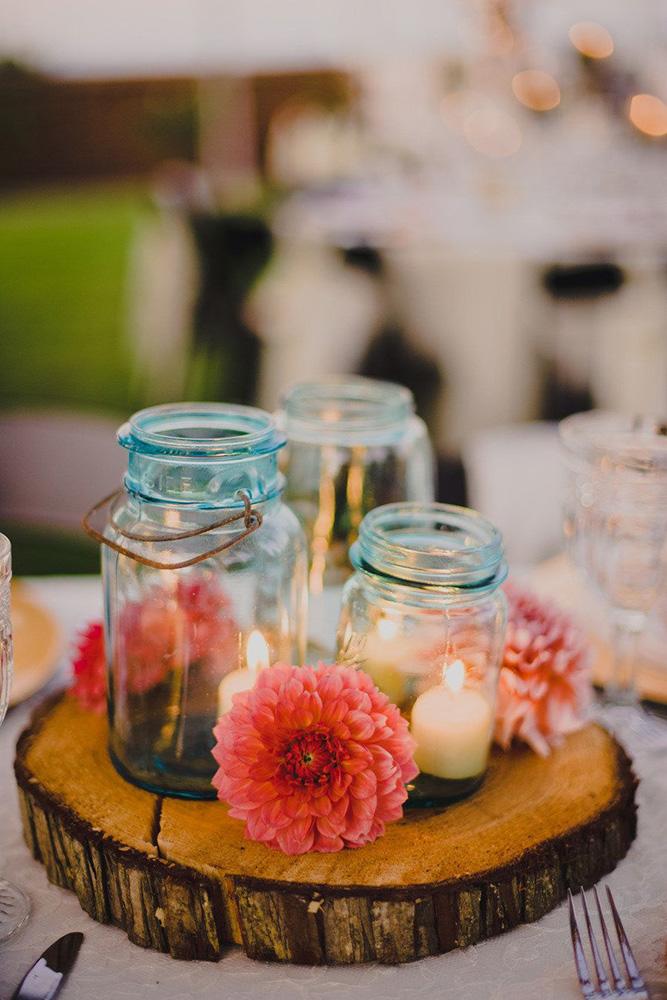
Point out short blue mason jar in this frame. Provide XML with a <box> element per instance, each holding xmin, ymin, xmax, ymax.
<box><xmin>337</xmin><ymin>502</ymin><xmax>507</xmax><ymax>806</ymax></box>
<box><xmin>97</xmin><ymin>403</ymin><xmax>307</xmax><ymax>799</ymax></box>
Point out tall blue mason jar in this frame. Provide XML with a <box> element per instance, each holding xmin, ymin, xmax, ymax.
<box><xmin>94</xmin><ymin>403</ymin><xmax>307</xmax><ymax>799</ymax></box>
<box><xmin>337</xmin><ymin>502</ymin><xmax>507</xmax><ymax>806</ymax></box>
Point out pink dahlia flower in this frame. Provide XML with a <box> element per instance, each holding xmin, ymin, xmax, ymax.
<box><xmin>495</xmin><ymin>582</ymin><xmax>592</xmax><ymax>757</ymax></box>
<box><xmin>212</xmin><ymin>663</ymin><xmax>418</xmax><ymax>854</ymax></box>
<box><xmin>70</xmin><ymin>622</ymin><xmax>106</xmax><ymax>713</ymax></box>
<box><xmin>70</xmin><ymin>576</ymin><xmax>239</xmax><ymax>711</ymax></box>
<box><xmin>118</xmin><ymin>575</ymin><xmax>238</xmax><ymax>694</ymax></box>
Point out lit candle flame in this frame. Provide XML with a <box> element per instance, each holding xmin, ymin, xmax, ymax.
<box><xmin>377</xmin><ymin>616</ymin><xmax>399</xmax><ymax>641</ymax></box>
<box><xmin>247</xmin><ymin>630</ymin><xmax>270</xmax><ymax>675</ymax></box>
<box><xmin>443</xmin><ymin>659</ymin><xmax>466</xmax><ymax>693</ymax></box>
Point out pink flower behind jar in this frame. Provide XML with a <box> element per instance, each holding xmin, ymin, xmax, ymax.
<box><xmin>118</xmin><ymin>575</ymin><xmax>239</xmax><ymax>693</ymax></box>
<box><xmin>70</xmin><ymin>575</ymin><xmax>239</xmax><ymax>711</ymax></box>
<box><xmin>495</xmin><ymin>582</ymin><xmax>592</xmax><ymax>757</ymax></box>
<box><xmin>174</xmin><ymin>578</ymin><xmax>238</xmax><ymax>670</ymax></box>
<box><xmin>71</xmin><ymin>622</ymin><xmax>107</xmax><ymax>713</ymax></box>
<box><xmin>212</xmin><ymin>663</ymin><xmax>418</xmax><ymax>854</ymax></box>
<box><xmin>117</xmin><ymin>592</ymin><xmax>183</xmax><ymax>694</ymax></box>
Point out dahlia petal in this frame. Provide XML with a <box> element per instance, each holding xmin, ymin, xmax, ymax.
<box><xmin>351</xmin><ymin>770</ymin><xmax>377</xmax><ymax>798</ymax></box>
<box><xmin>316</xmin><ymin>814</ymin><xmax>346</xmax><ymax>839</ymax></box>
<box><xmin>345</xmin><ymin>710</ymin><xmax>375</xmax><ymax>740</ymax></box>
<box><xmin>312</xmin><ymin>833</ymin><xmax>345</xmax><ymax>852</ymax></box>
<box><xmin>317</xmin><ymin>670</ymin><xmax>344</xmax><ymax>700</ymax></box>
<box><xmin>399</xmin><ymin>756</ymin><xmax>419</xmax><ymax>782</ymax></box>
<box><xmin>369</xmin><ymin>747</ymin><xmax>397</xmax><ymax>781</ymax></box>
<box><xmin>276</xmin><ymin>818</ymin><xmax>316</xmax><ymax>855</ymax></box>
<box><xmin>319</xmin><ymin>698</ymin><xmax>349</xmax><ymax>726</ymax></box>
<box><xmin>284</xmin><ymin>793</ymin><xmax>310</xmax><ymax>819</ymax></box>
<box><xmin>310</xmin><ymin>794</ymin><xmax>333</xmax><ymax>816</ymax></box>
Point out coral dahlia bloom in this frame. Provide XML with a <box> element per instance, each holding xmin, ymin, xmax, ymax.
<box><xmin>118</xmin><ymin>575</ymin><xmax>238</xmax><ymax>694</ymax></box>
<box><xmin>70</xmin><ymin>576</ymin><xmax>239</xmax><ymax>712</ymax></box>
<box><xmin>495</xmin><ymin>582</ymin><xmax>592</xmax><ymax>757</ymax></box>
<box><xmin>71</xmin><ymin>622</ymin><xmax>106</xmax><ymax>713</ymax></box>
<box><xmin>212</xmin><ymin>663</ymin><xmax>418</xmax><ymax>854</ymax></box>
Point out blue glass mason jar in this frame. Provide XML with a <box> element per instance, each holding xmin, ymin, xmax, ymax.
<box><xmin>337</xmin><ymin>503</ymin><xmax>507</xmax><ymax>806</ymax></box>
<box><xmin>88</xmin><ymin>403</ymin><xmax>307</xmax><ymax>799</ymax></box>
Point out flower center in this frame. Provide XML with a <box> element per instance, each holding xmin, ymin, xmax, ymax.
<box><xmin>280</xmin><ymin>729</ymin><xmax>346</xmax><ymax>787</ymax></box>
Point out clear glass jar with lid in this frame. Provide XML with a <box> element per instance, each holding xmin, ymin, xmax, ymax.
<box><xmin>337</xmin><ymin>502</ymin><xmax>507</xmax><ymax>806</ymax></box>
<box><xmin>86</xmin><ymin>402</ymin><xmax>307</xmax><ymax>799</ymax></box>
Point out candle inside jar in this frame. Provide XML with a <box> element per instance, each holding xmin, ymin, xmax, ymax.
<box><xmin>217</xmin><ymin>629</ymin><xmax>269</xmax><ymax>716</ymax></box>
<box><xmin>410</xmin><ymin>659</ymin><xmax>492</xmax><ymax>780</ymax></box>
<box><xmin>361</xmin><ymin>616</ymin><xmax>410</xmax><ymax>706</ymax></box>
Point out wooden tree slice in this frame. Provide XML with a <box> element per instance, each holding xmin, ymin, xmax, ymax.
<box><xmin>15</xmin><ymin>695</ymin><xmax>637</xmax><ymax>965</ymax></box>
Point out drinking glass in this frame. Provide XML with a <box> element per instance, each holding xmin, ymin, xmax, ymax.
<box><xmin>560</xmin><ymin>412</ymin><xmax>667</xmax><ymax>749</ymax></box>
<box><xmin>0</xmin><ymin>533</ymin><xmax>31</xmax><ymax>941</ymax></box>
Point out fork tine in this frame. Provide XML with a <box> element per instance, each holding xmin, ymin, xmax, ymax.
<box><xmin>593</xmin><ymin>887</ymin><xmax>625</xmax><ymax>993</ymax></box>
<box><xmin>568</xmin><ymin>889</ymin><xmax>598</xmax><ymax>999</ymax></box>
<box><xmin>606</xmin><ymin>886</ymin><xmax>648</xmax><ymax>992</ymax></box>
<box><xmin>580</xmin><ymin>887</ymin><xmax>612</xmax><ymax>997</ymax></box>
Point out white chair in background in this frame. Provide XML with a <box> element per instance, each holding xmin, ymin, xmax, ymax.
<box><xmin>462</xmin><ymin>421</ymin><xmax>565</xmax><ymax>569</ymax></box>
<box><xmin>0</xmin><ymin>410</ymin><xmax>126</xmax><ymax>534</ymax></box>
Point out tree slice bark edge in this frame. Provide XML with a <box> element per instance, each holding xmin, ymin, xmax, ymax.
<box><xmin>14</xmin><ymin>695</ymin><xmax>638</xmax><ymax>965</ymax></box>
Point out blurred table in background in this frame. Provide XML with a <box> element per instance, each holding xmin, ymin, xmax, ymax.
<box><xmin>266</xmin><ymin>158</ymin><xmax>667</xmax><ymax>451</ymax></box>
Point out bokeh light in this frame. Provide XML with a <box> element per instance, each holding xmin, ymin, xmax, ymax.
<box><xmin>628</xmin><ymin>93</ymin><xmax>667</xmax><ymax>137</ymax></box>
<box><xmin>463</xmin><ymin>106</ymin><xmax>522</xmax><ymax>158</ymax></box>
<box><xmin>441</xmin><ymin>90</ymin><xmax>477</xmax><ymax>133</ymax></box>
<box><xmin>512</xmin><ymin>70</ymin><xmax>561</xmax><ymax>112</ymax></box>
<box><xmin>568</xmin><ymin>22</ymin><xmax>614</xmax><ymax>59</ymax></box>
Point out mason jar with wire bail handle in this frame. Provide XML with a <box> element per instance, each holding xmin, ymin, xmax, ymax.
<box><xmin>84</xmin><ymin>403</ymin><xmax>307</xmax><ymax>798</ymax></box>
<box><xmin>336</xmin><ymin>502</ymin><xmax>507</xmax><ymax>807</ymax></box>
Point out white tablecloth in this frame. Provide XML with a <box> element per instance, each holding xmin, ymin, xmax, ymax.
<box><xmin>2</xmin><ymin>577</ymin><xmax>667</xmax><ymax>1000</ymax></box>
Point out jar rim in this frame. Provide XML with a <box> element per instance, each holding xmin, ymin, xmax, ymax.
<box><xmin>281</xmin><ymin>376</ymin><xmax>414</xmax><ymax>443</ymax></box>
<box><xmin>350</xmin><ymin>502</ymin><xmax>507</xmax><ymax>590</ymax></box>
<box><xmin>559</xmin><ymin>410</ymin><xmax>667</xmax><ymax>474</ymax></box>
<box><xmin>118</xmin><ymin>402</ymin><xmax>286</xmax><ymax>459</ymax></box>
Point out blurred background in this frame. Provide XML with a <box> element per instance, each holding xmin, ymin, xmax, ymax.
<box><xmin>2</xmin><ymin>0</ymin><xmax>667</xmax><ymax>573</ymax></box>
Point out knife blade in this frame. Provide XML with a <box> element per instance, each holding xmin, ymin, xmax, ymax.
<box><xmin>11</xmin><ymin>932</ymin><xmax>83</xmax><ymax>1000</ymax></box>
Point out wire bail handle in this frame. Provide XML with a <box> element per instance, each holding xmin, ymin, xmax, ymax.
<box><xmin>82</xmin><ymin>488</ymin><xmax>263</xmax><ymax>570</ymax></box>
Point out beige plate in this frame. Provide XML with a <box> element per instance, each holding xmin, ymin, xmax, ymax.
<box><xmin>531</xmin><ymin>554</ymin><xmax>667</xmax><ymax>706</ymax></box>
<box><xmin>10</xmin><ymin>583</ymin><xmax>62</xmax><ymax>707</ymax></box>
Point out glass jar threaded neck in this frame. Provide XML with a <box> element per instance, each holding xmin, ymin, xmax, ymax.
<box><xmin>118</xmin><ymin>403</ymin><xmax>285</xmax><ymax>506</ymax></box>
<box><xmin>282</xmin><ymin>376</ymin><xmax>415</xmax><ymax>445</ymax></box>
<box><xmin>350</xmin><ymin>502</ymin><xmax>507</xmax><ymax>593</ymax></box>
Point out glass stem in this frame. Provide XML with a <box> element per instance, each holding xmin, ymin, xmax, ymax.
<box><xmin>605</xmin><ymin>612</ymin><xmax>642</xmax><ymax>707</ymax></box>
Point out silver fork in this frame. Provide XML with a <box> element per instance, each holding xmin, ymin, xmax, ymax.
<box><xmin>568</xmin><ymin>886</ymin><xmax>651</xmax><ymax>999</ymax></box>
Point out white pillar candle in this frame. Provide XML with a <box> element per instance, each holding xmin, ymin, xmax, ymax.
<box><xmin>217</xmin><ymin>629</ymin><xmax>269</xmax><ymax>716</ymax></box>
<box><xmin>361</xmin><ymin>617</ymin><xmax>443</xmax><ymax>705</ymax></box>
<box><xmin>410</xmin><ymin>659</ymin><xmax>492</xmax><ymax>780</ymax></box>
<box><xmin>361</xmin><ymin>616</ymin><xmax>409</xmax><ymax>705</ymax></box>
